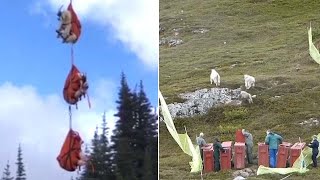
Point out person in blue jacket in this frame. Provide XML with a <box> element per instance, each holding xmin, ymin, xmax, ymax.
<box><xmin>265</xmin><ymin>129</ymin><xmax>283</xmax><ymax>168</ymax></box>
<box><xmin>307</xmin><ymin>135</ymin><xmax>319</xmax><ymax>167</ymax></box>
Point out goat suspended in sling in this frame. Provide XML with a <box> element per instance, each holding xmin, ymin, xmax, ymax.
<box><xmin>57</xmin><ymin>129</ymin><xmax>89</xmax><ymax>171</ymax></box>
<box><xmin>63</xmin><ymin>64</ymin><xmax>90</xmax><ymax>108</ymax></box>
<box><xmin>56</xmin><ymin>1</ymin><xmax>81</xmax><ymax>44</ymax></box>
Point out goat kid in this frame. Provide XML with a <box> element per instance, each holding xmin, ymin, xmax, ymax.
<box><xmin>240</xmin><ymin>91</ymin><xmax>256</xmax><ymax>104</ymax></box>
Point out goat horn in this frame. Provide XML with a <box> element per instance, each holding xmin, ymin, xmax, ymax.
<box><xmin>58</xmin><ymin>5</ymin><xmax>63</xmax><ymax>13</ymax></box>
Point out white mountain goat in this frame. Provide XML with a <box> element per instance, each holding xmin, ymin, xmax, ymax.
<box><xmin>210</xmin><ymin>69</ymin><xmax>220</xmax><ymax>86</ymax></box>
<box><xmin>244</xmin><ymin>74</ymin><xmax>255</xmax><ymax>89</ymax></box>
<box><xmin>240</xmin><ymin>91</ymin><xmax>256</xmax><ymax>104</ymax></box>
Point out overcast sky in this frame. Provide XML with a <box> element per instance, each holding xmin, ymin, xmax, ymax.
<box><xmin>0</xmin><ymin>0</ymin><xmax>158</xmax><ymax>179</ymax></box>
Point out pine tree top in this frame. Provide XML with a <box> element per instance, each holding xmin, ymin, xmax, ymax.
<box><xmin>15</xmin><ymin>144</ymin><xmax>26</xmax><ymax>179</ymax></box>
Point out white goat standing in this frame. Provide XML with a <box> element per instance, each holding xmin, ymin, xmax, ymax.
<box><xmin>240</xmin><ymin>91</ymin><xmax>256</xmax><ymax>104</ymax></box>
<box><xmin>210</xmin><ymin>69</ymin><xmax>220</xmax><ymax>86</ymax></box>
<box><xmin>244</xmin><ymin>74</ymin><xmax>255</xmax><ymax>89</ymax></box>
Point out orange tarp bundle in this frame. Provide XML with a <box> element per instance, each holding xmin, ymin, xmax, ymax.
<box><xmin>63</xmin><ymin>64</ymin><xmax>82</xmax><ymax>105</ymax></box>
<box><xmin>57</xmin><ymin>129</ymin><xmax>82</xmax><ymax>172</ymax></box>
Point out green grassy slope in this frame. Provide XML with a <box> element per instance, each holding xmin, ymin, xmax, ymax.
<box><xmin>160</xmin><ymin>0</ymin><xmax>320</xmax><ymax>179</ymax></box>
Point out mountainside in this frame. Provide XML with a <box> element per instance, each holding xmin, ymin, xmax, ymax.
<box><xmin>160</xmin><ymin>0</ymin><xmax>320</xmax><ymax>179</ymax></box>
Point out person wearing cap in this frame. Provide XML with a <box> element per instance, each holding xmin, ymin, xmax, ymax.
<box><xmin>213</xmin><ymin>137</ymin><xmax>225</xmax><ymax>172</ymax></box>
<box><xmin>307</xmin><ymin>135</ymin><xmax>319</xmax><ymax>167</ymax></box>
<box><xmin>265</xmin><ymin>129</ymin><xmax>283</xmax><ymax>168</ymax></box>
<box><xmin>242</xmin><ymin>129</ymin><xmax>253</xmax><ymax>164</ymax></box>
<box><xmin>196</xmin><ymin>132</ymin><xmax>207</xmax><ymax>161</ymax></box>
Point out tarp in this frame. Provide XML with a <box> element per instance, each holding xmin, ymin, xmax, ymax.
<box><xmin>159</xmin><ymin>90</ymin><xmax>203</xmax><ymax>173</ymax></box>
<box><xmin>257</xmin><ymin>165</ymin><xmax>308</xmax><ymax>175</ymax></box>
<box><xmin>257</xmin><ymin>133</ymin><xmax>320</xmax><ymax>175</ymax></box>
<box><xmin>308</xmin><ymin>24</ymin><xmax>320</xmax><ymax>64</ymax></box>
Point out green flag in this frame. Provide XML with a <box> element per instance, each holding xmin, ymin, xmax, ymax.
<box><xmin>159</xmin><ymin>90</ymin><xmax>203</xmax><ymax>172</ymax></box>
<box><xmin>308</xmin><ymin>24</ymin><xmax>320</xmax><ymax>64</ymax></box>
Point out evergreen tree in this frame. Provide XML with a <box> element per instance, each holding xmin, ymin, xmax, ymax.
<box><xmin>111</xmin><ymin>72</ymin><xmax>137</xmax><ymax>180</ymax></box>
<box><xmin>81</xmin><ymin>112</ymin><xmax>116</xmax><ymax>179</ymax></box>
<box><xmin>81</xmin><ymin>127</ymin><xmax>100</xmax><ymax>179</ymax></box>
<box><xmin>15</xmin><ymin>144</ymin><xmax>26</xmax><ymax>180</ymax></box>
<box><xmin>130</xmin><ymin>83</ymin><xmax>147</xmax><ymax>179</ymax></box>
<box><xmin>81</xmin><ymin>73</ymin><xmax>158</xmax><ymax>180</ymax></box>
<box><xmin>136</xmin><ymin>81</ymin><xmax>158</xmax><ymax>179</ymax></box>
<box><xmin>148</xmin><ymin>104</ymin><xmax>158</xmax><ymax>180</ymax></box>
<box><xmin>2</xmin><ymin>160</ymin><xmax>14</xmax><ymax>180</ymax></box>
<box><xmin>99</xmin><ymin>112</ymin><xmax>115</xmax><ymax>179</ymax></box>
<box><xmin>142</xmin><ymin>147</ymin><xmax>153</xmax><ymax>180</ymax></box>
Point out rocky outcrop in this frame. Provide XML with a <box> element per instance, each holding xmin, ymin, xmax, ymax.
<box><xmin>166</xmin><ymin>88</ymin><xmax>243</xmax><ymax>119</ymax></box>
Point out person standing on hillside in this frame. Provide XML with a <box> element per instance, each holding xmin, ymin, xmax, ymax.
<box><xmin>196</xmin><ymin>132</ymin><xmax>207</xmax><ymax>161</ymax></box>
<box><xmin>242</xmin><ymin>129</ymin><xmax>253</xmax><ymax>164</ymax></box>
<box><xmin>213</xmin><ymin>137</ymin><xmax>225</xmax><ymax>172</ymax></box>
<box><xmin>265</xmin><ymin>129</ymin><xmax>283</xmax><ymax>168</ymax></box>
<box><xmin>307</xmin><ymin>135</ymin><xmax>319</xmax><ymax>167</ymax></box>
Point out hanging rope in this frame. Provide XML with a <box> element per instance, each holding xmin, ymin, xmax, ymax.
<box><xmin>71</xmin><ymin>44</ymin><xmax>74</xmax><ymax>65</ymax></box>
<box><xmin>87</xmin><ymin>92</ymin><xmax>91</xmax><ymax>109</ymax></box>
<box><xmin>69</xmin><ymin>105</ymin><xmax>72</xmax><ymax>129</ymax></box>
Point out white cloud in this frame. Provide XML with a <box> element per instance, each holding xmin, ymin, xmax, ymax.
<box><xmin>31</xmin><ymin>0</ymin><xmax>159</xmax><ymax>70</ymax></box>
<box><xmin>0</xmin><ymin>80</ymin><xmax>117</xmax><ymax>180</ymax></box>
<box><xmin>28</xmin><ymin>1</ymin><xmax>51</xmax><ymax>28</ymax></box>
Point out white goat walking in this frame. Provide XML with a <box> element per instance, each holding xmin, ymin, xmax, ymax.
<box><xmin>240</xmin><ymin>91</ymin><xmax>256</xmax><ymax>104</ymax></box>
<box><xmin>244</xmin><ymin>74</ymin><xmax>255</xmax><ymax>89</ymax></box>
<box><xmin>210</xmin><ymin>69</ymin><xmax>220</xmax><ymax>86</ymax></box>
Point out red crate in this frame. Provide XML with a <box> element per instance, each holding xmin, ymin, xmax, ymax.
<box><xmin>234</xmin><ymin>142</ymin><xmax>246</xmax><ymax>169</ymax></box>
<box><xmin>235</xmin><ymin>129</ymin><xmax>245</xmax><ymax>143</ymax></box>
<box><xmin>258</xmin><ymin>142</ymin><xmax>269</xmax><ymax>167</ymax></box>
<box><xmin>290</xmin><ymin>142</ymin><xmax>306</xmax><ymax>167</ymax></box>
<box><xmin>220</xmin><ymin>141</ymin><xmax>232</xmax><ymax>170</ymax></box>
<box><xmin>276</xmin><ymin>142</ymin><xmax>292</xmax><ymax>168</ymax></box>
<box><xmin>202</xmin><ymin>143</ymin><xmax>214</xmax><ymax>173</ymax></box>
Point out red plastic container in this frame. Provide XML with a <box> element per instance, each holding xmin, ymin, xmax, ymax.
<box><xmin>276</xmin><ymin>142</ymin><xmax>292</xmax><ymax>168</ymax></box>
<box><xmin>202</xmin><ymin>143</ymin><xmax>214</xmax><ymax>173</ymax></box>
<box><xmin>220</xmin><ymin>141</ymin><xmax>233</xmax><ymax>170</ymax></box>
<box><xmin>235</xmin><ymin>129</ymin><xmax>246</xmax><ymax>143</ymax></box>
<box><xmin>290</xmin><ymin>142</ymin><xmax>306</xmax><ymax>167</ymax></box>
<box><xmin>258</xmin><ymin>142</ymin><xmax>269</xmax><ymax>167</ymax></box>
<box><xmin>234</xmin><ymin>142</ymin><xmax>246</xmax><ymax>169</ymax></box>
